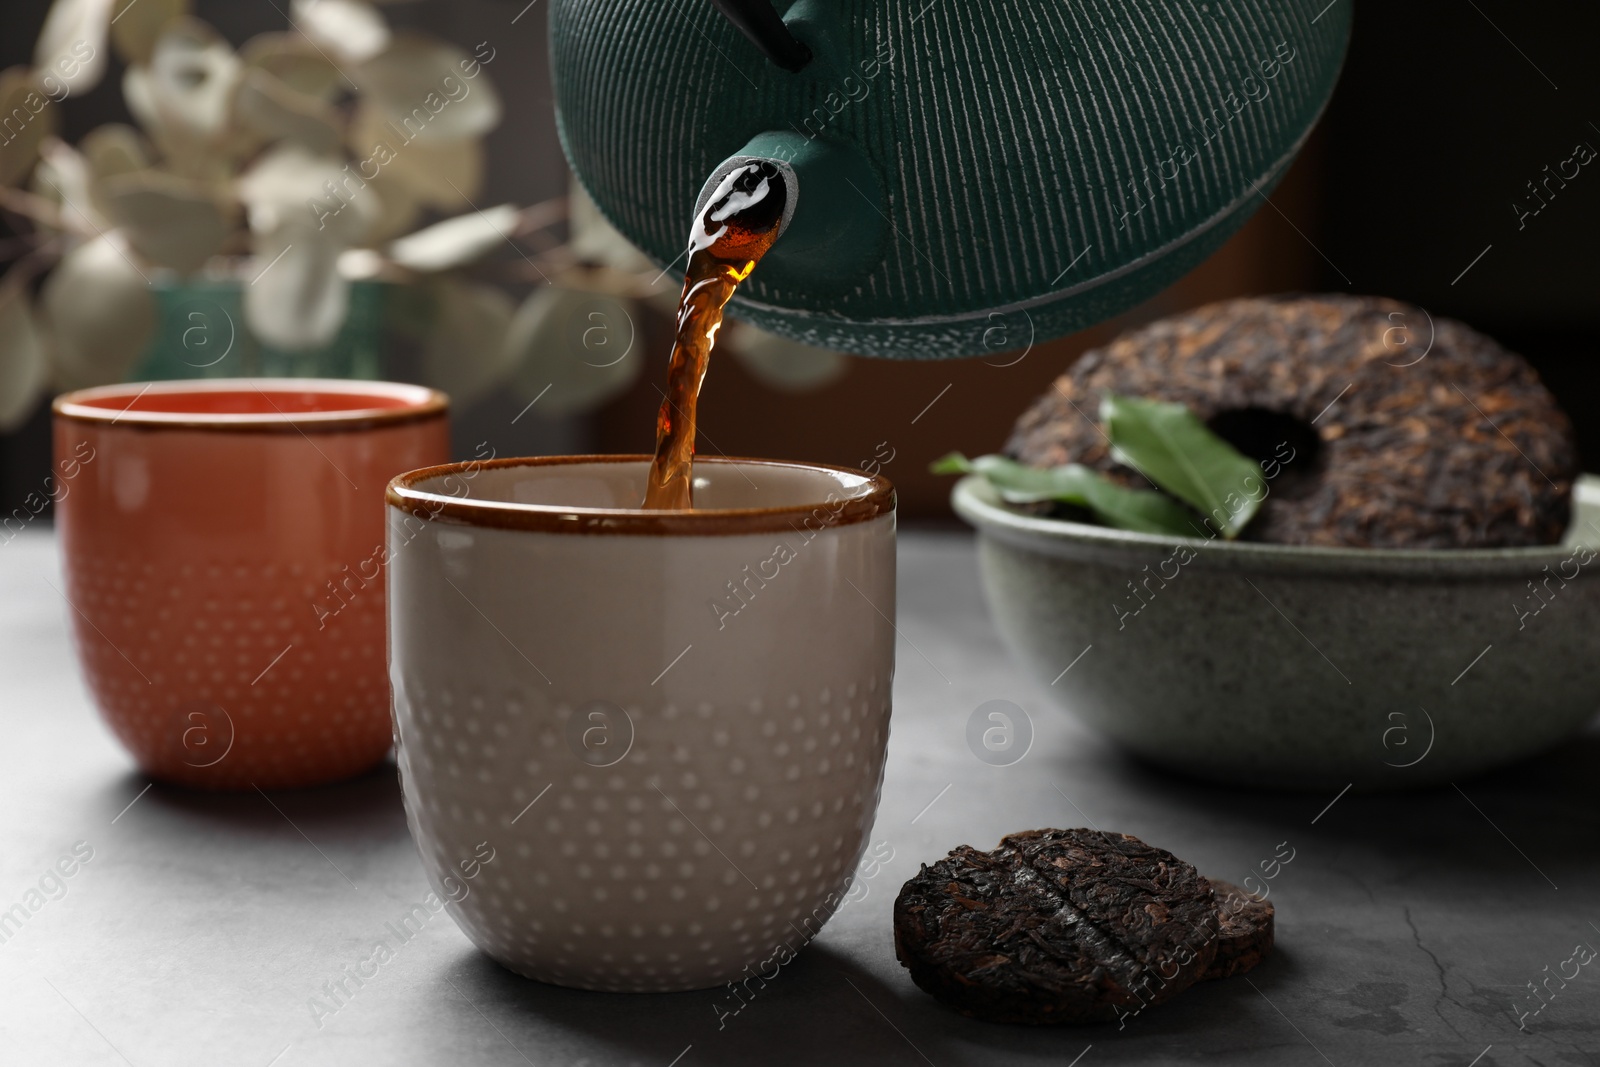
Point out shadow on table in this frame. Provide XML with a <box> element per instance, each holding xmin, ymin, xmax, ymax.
<box><xmin>439</xmin><ymin>935</ymin><xmax>1311</xmax><ymax>1067</ymax></box>
<box><xmin>91</xmin><ymin>758</ymin><xmax>408</xmax><ymax>846</ymax></box>
<box><xmin>1089</xmin><ymin>723</ymin><xmax>1600</xmax><ymax>887</ymax></box>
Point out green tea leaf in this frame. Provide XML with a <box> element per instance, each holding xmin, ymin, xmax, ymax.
<box><xmin>929</xmin><ymin>451</ymin><xmax>976</xmax><ymax>476</ymax></box>
<box><xmin>1101</xmin><ymin>393</ymin><xmax>1264</xmax><ymax>539</ymax></box>
<box><xmin>932</xmin><ymin>452</ymin><xmax>1074</xmax><ymax>502</ymax></box>
<box><xmin>1072</xmin><ymin>474</ymin><xmax>1200</xmax><ymax>536</ymax></box>
<box><xmin>931</xmin><ymin>452</ymin><xmax>1196</xmax><ymax>536</ymax></box>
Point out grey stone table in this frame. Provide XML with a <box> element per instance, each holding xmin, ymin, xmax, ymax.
<box><xmin>2</xmin><ymin>527</ymin><xmax>1597</xmax><ymax>1067</ymax></box>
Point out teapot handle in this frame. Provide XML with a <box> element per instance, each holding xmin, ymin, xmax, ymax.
<box><xmin>708</xmin><ymin>0</ymin><xmax>812</xmax><ymax>72</ymax></box>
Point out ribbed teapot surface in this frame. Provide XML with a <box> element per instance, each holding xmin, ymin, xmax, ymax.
<box><xmin>551</xmin><ymin>0</ymin><xmax>1350</xmax><ymax>357</ymax></box>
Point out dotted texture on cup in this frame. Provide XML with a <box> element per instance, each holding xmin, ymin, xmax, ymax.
<box><xmin>68</xmin><ymin>556</ymin><xmax>392</xmax><ymax>789</ymax></box>
<box><xmin>394</xmin><ymin>674</ymin><xmax>894</xmax><ymax>993</ymax></box>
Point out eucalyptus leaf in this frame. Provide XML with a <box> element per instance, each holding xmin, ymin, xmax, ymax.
<box><xmin>0</xmin><ymin>68</ymin><xmax>56</xmax><ymax>187</ymax></box>
<box><xmin>101</xmin><ymin>170</ymin><xmax>230</xmax><ymax>274</ymax></box>
<box><xmin>0</xmin><ymin>278</ymin><xmax>48</xmax><ymax>431</ymax></box>
<box><xmin>32</xmin><ymin>138</ymin><xmax>106</xmax><ymax>234</ymax></box>
<box><xmin>1101</xmin><ymin>393</ymin><xmax>1264</xmax><ymax>539</ymax></box>
<box><xmin>121</xmin><ymin>63</ymin><xmax>160</xmax><ymax>133</ymax></box>
<box><xmin>148</xmin><ymin>20</ymin><xmax>241</xmax><ymax>138</ymax></box>
<box><xmin>238</xmin><ymin>145</ymin><xmax>372</xmax><ymax>242</ymax></box>
<box><xmin>933</xmin><ymin>452</ymin><xmax>1196</xmax><ymax>536</ymax></box>
<box><xmin>422</xmin><ymin>278</ymin><xmax>515</xmax><ymax>406</ymax></box>
<box><xmin>349</xmin><ymin>103</ymin><xmax>483</xmax><ymax>208</ymax></box>
<box><xmin>568</xmin><ymin>182</ymin><xmax>653</xmax><ymax>271</ymax></box>
<box><xmin>505</xmin><ymin>286</ymin><xmax>641</xmax><ymax>417</ymax></box>
<box><xmin>336</xmin><ymin>248</ymin><xmax>385</xmax><ymax>281</ymax></box>
<box><xmin>244</xmin><ymin>226</ymin><xmax>347</xmax><ymax>350</ymax></box>
<box><xmin>41</xmin><ymin>233</ymin><xmax>156</xmax><ymax>387</ymax></box>
<box><xmin>110</xmin><ymin>0</ymin><xmax>187</xmax><ymax>65</ymax></box>
<box><xmin>233</xmin><ymin>67</ymin><xmax>341</xmax><ymax>154</ymax></box>
<box><xmin>352</xmin><ymin>33</ymin><xmax>501</xmax><ymax>144</ymax></box>
<box><xmin>33</xmin><ymin>0</ymin><xmax>113</xmax><ymax>98</ymax></box>
<box><xmin>150</xmin><ymin>20</ymin><xmax>240</xmax><ymax>139</ymax></box>
<box><xmin>388</xmin><ymin>203</ymin><xmax>518</xmax><ymax>272</ymax></box>
<box><xmin>292</xmin><ymin>0</ymin><xmax>390</xmax><ymax>64</ymax></box>
<box><xmin>239</xmin><ymin>33</ymin><xmax>344</xmax><ymax>100</ymax></box>
<box><xmin>132</xmin><ymin>18</ymin><xmax>244</xmax><ymax>176</ymax></box>
<box><xmin>238</xmin><ymin>147</ymin><xmax>375</xmax><ymax>349</ymax></box>
<box><xmin>81</xmin><ymin>123</ymin><xmax>151</xmax><ymax>236</ymax></box>
<box><xmin>385</xmin><ymin>137</ymin><xmax>483</xmax><ymax>209</ymax></box>
<box><xmin>359</xmin><ymin>174</ymin><xmax>422</xmax><ymax>243</ymax></box>
<box><xmin>80</xmin><ymin>123</ymin><xmax>149</xmax><ymax>183</ymax></box>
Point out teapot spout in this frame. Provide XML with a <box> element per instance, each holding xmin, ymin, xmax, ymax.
<box><xmin>693</xmin><ymin>131</ymin><xmax>886</xmax><ymax>291</ymax></box>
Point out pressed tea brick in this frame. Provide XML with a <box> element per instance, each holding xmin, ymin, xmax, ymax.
<box><xmin>893</xmin><ymin>829</ymin><xmax>1220</xmax><ymax>1025</ymax></box>
<box><xmin>1201</xmin><ymin>879</ymin><xmax>1275</xmax><ymax>981</ymax></box>
<box><xmin>1006</xmin><ymin>295</ymin><xmax>1577</xmax><ymax>548</ymax></box>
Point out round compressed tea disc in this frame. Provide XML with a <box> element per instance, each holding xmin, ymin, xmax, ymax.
<box><xmin>893</xmin><ymin>828</ymin><xmax>1220</xmax><ymax>1025</ymax></box>
<box><xmin>1202</xmin><ymin>879</ymin><xmax>1275</xmax><ymax>981</ymax></box>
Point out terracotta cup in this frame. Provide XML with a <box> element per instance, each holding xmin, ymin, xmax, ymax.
<box><xmin>385</xmin><ymin>456</ymin><xmax>896</xmax><ymax>992</ymax></box>
<box><xmin>53</xmin><ymin>379</ymin><xmax>450</xmax><ymax>789</ymax></box>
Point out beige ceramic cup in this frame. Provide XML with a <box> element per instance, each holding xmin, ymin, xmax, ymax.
<box><xmin>385</xmin><ymin>455</ymin><xmax>896</xmax><ymax>992</ymax></box>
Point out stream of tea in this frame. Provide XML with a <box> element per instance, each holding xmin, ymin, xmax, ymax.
<box><xmin>642</xmin><ymin>161</ymin><xmax>788</xmax><ymax>509</ymax></box>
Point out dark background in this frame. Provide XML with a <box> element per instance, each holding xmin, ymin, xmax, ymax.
<box><xmin>3</xmin><ymin>0</ymin><xmax>1597</xmax><ymax>518</ymax></box>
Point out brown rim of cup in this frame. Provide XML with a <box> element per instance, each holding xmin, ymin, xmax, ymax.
<box><xmin>52</xmin><ymin>379</ymin><xmax>449</xmax><ymax>434</ymax></box>
<box><xmin>385</xmin><ymin>455</ymin><xmax>897</xmax><ymax>537</ymax></box>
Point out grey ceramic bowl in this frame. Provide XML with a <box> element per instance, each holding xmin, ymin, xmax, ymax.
<box><xmin>953</xmin><ymin>474</ymin><xmax>1600</xmax><ymax>790</ymax></box>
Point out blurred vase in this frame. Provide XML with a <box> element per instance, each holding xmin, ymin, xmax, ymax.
<box><xmin>132</xmin><ymin>279</ymin><xmax>388</xmax><ymax>382</ymax></box>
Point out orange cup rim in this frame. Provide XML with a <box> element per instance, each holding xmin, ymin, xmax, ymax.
<box><xmin>52</xmin><ymin>378</ymin><xmax>449</xmax><ymax>433</ymax></box>
<box><xmin>386</xmin><ymin>455</ymin><xmax>897</xmax><ymax>537</ymax></box>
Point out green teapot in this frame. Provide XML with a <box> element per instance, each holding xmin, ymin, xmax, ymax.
<box><xmin>551</xmin><ymin>0</ymin><xmax>1351</xmax><ymax>359</ymax></box>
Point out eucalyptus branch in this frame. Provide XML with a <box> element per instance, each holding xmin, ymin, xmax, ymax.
<box><xmin>0</xmin><ymin>187</ymin><xmax>68</xmax><ymax>233</ymax></box>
